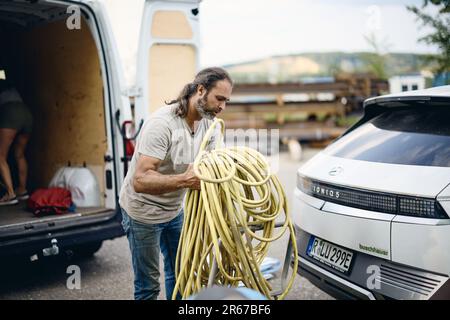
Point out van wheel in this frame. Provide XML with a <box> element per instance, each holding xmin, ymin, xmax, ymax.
<box><xmin>74</xmin><ymin>241</ymin><xmax>103</xmax><ymax>257</ymax></box>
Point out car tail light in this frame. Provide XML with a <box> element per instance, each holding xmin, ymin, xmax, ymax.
<box><xmin>398</xmin><ymin>197</ymin><xmax>447</xmax><ymax>219</ymax></box>
<box><xmin>297</xmin><ymin>174</ymin><xmax>448</xmax><ymax>219</ymax></box>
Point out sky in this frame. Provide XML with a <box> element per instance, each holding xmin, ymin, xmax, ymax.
<box><xmin>199</xmin><ymin>0</ymin><xmax>439</xmax><ymax>67</ymax></box>
<box><xmin>101</xmin><ymin>0</ymin><xmax>440</xmax><ymax>85</ymax></box>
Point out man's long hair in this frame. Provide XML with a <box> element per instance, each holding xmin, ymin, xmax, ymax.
<box><xmin>166</xmin><ymin>67</ymin><xmax>233</xmax><ymax>117</ymax></box>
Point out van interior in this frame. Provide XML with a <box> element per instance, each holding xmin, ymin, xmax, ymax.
<box><xmin>0</xmin><ymin>2</ymin><xmax>116</xmax><ymax>236</ymax></box>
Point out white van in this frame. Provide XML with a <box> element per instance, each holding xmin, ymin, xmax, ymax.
<box><xmin>0</xmin><ymin>0</ymin><xmax>200</xmax><ymax>258</ymax></box>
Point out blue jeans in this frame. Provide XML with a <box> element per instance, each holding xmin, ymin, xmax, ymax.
<box><xmin>121</xmin><ymin>207</ymin><xmax>183</xmax><ymax>300</ymax></box>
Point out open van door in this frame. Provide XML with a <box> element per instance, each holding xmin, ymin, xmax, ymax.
<box><xmin>52</xmin><ymin>0</ymin><xmax>134</xmax><ymax>207</ymax></box>
<box><xmin>134</xmin><ymin>0</ymin><xmax>201</xmax><ymax>124</ymax></box>
<box><xmin>81</xmin><ymin>0</ymin><xmax>134</xmax><ymax>207</ymax></box>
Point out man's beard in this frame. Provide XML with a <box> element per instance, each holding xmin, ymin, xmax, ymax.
<box><xmin>195</xmin><ymin>95</ymin><xmax>216</xmax><ymax>120</ymax></box>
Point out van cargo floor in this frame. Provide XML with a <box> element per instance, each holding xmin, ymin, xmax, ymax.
<box><xmin>0</xmin><ymin>200</ymin><xmax>109</xmax><ymax>227</ymax></box>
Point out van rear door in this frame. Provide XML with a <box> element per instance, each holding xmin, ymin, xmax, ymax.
<box><xmin>134</xmin><ymin>0</ymin><xmax>201</xmax><ymax>124</ymax></box>
<box><xmin>76</xmin><ymin>0</ymin><xmax>133</xmax><ymax>204</ymax></box>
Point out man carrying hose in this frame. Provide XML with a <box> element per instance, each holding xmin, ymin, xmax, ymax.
<box><xmin>119</xmin><ymin>67</ymin><xmax>233</xmax><ymax>300</ymax></box>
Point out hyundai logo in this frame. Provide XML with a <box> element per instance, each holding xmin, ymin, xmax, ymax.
<box><xmin>329</xmin><ymin>166</ymin><xmax>343</xmax><ymax>176</ymax></box>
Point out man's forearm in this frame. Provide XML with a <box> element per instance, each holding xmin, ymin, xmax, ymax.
<box><xmin>133</xmin><ymin>170</ymin><xmax>188</xmax><ymax>195</ymax></box>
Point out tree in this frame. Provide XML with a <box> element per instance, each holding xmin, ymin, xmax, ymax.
<box><xmin>407</xmin><ymin>0</ymin><xmax>450</xmax><ymax>82</ymax></box>
<box><xmin>361</xmin><ymin>32</ymin><xmax>391</xmax><ymax>79</ymax></box>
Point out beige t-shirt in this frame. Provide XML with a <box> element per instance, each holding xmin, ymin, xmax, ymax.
<box><xmin>119</xmin><ymin>103</ymin><xmax>220</xmax><ymax>224</ymax></box>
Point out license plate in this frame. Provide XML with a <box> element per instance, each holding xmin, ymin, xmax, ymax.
<box><xmin>306</xmin><ymin>236</ymin><xmax>354</xmax><ymax>274</ymax></box>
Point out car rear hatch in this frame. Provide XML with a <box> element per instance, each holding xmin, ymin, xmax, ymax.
<box><xmin>295</xmin><ymin>86</ymin><xmax>450</xmax><ymax>266</ymax></box>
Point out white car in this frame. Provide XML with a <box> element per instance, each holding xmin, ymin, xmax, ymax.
<box><xmin>293</xmin><ymin>85</ymin><xmax>450</xmax><ymax>300</ymax></box>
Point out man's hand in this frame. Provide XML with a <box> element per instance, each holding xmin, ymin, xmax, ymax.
<box><xmin>183</xmin><ymin>164</ymin><xmax>201</xmax><ymax>190</ymax></box>
<box><xmin>133</xmin><ymin>155</ymin><xmax>201</xmax><ymax>194</ymax></box>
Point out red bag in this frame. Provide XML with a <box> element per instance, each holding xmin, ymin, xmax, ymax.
<box><xmin>28</xmin><ymin>188</ymin><xmax>73</xmax><ymax>216</ymax></box>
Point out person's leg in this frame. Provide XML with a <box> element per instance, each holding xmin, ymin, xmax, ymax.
<box><xmin>160</xmin><ymin>210</ymin><xmax>184</xmax><ymax>300</ymax></box>
<box><xmin>13</xmin><ymin>133</ymin><xmax>30</xmax><ymax>196</ymax></box>
<box><xmin>121</xmin><ymin>207</ymin><xmax>163</xmax><ymax>300</ymax></box>
<box><xmin>0</xmin><ymin>128</ymin><xmax>18</xmax><ymax>200</ymax></box>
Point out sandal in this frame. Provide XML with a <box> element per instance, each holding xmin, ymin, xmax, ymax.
<box><xmin>0</xmin><ymin>194</ymin><xmax>19</xmax><ymax>206</ymax></box>
<box><xmin>16</xmin><ymin>191</ymin><xmax>29</xmax><ymax>200</ymax></box>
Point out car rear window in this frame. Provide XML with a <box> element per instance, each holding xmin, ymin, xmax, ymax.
<box><xmin>324</xmin><ymin>107</ymin><xmax>450</xmax><ymax>167</ymax></box>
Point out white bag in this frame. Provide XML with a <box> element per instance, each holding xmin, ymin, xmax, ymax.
<box><xmin>49</xmin><ymin>167</ymin><xmax>101</xmax><ymax>207</ymax></box>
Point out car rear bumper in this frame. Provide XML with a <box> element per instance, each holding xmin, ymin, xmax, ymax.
<box><xmin>298</xmin><ymin>255</ymin><xmax>376</xmax><ymax>299</ymax></box>
<box><xmin>296</xmin><ymin>228</ymin><xmax>450</xmax><ymax>300</ymax></box>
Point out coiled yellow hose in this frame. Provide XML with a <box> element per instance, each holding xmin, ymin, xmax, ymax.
<box><xmin>172</xmin><ymin>118</ymin><xmax>298</xmax><ymax>300</ymax></box>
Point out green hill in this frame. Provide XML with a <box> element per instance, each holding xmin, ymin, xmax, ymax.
<box><xmin>223</xmin><ymin>52</ymin><xmax>434</xmax><ymax>83</ymax></box>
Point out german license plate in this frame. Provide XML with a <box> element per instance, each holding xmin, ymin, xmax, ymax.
<box><xmin>306</xmin><ymin>236</ymin><xmax>354</xmax><ymax>274</ymax></box>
